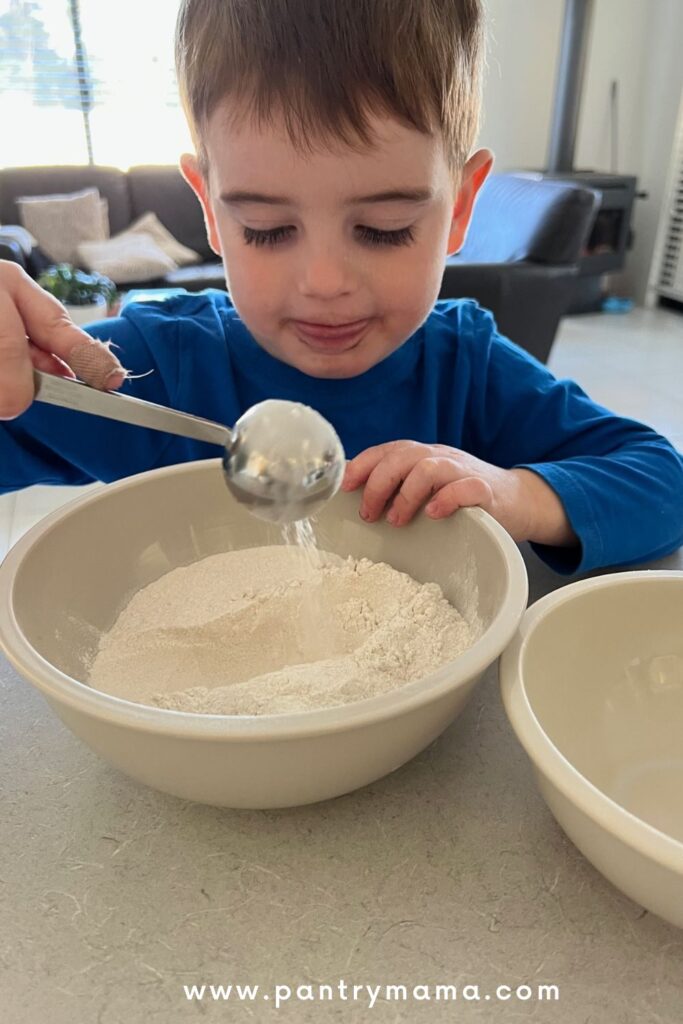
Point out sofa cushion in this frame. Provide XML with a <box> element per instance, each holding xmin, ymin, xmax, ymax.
<box><xmin>126</xmin><ymin>211</ymin><xmax>200</xmax><ymax>266</ymax></box>
<box><xmin>128</xmin><ymin>165</ymin><xmax>213</xmax><ymax>260</ymax></box>
<box><xmin>76</xmin><ymin>232</ymin><xmax>177</xmax><ymax>284</ymax></box>
<box><xmin>0</xmin><ymin>166</ymin><xmax>132</xmax><ymax>234</ymax></box>
<box><xmin>456</xmin><ymin>173</ymin><xmax>599</xmax><ymax>265</ymax></box>
<box><xmin>16</xmin><ymin>188</ymin><xmax>109</xmax><ymax>264</ymax></box>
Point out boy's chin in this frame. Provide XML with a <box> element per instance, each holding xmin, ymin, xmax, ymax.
<box><xmin>284</xmin><ymin>329</ymin><xmax>400</xmax><ymax>379</ymax></box>
<box><xmin>253</xmin><ymin>326</ymin><xmax>398</xmax><ymax>378</ymax></box>
<box><xmin>289</xmin><ymin>345</ymin><xmax>383</xmax><ymax>380</ymax></box>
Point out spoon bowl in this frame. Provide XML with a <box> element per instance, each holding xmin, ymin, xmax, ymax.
<box><xmin>223</xmin><ymin>399</ymin><xmax>345</xmax><ymax>523</ymax></box>
<box><xmin>33</xmin><ymin>371</ymin><xmax>345</xmax><ymax>523</ymax></box>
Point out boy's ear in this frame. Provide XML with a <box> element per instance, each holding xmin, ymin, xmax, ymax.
<box><xmin>447</xmin><ymin>148</ymin><xmax>494</xmax><ymax>256</ymax></box>
<box><xmin>179</xmin><ymin>153</ymin><xmax>222</xmax><ymax>256</ymax></box>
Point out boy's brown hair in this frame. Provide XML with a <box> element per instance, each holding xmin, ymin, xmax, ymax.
<box><xmin>175</xmin><ymin>0</ymin><xmax>484</xmax><ymax>178</ymax></box>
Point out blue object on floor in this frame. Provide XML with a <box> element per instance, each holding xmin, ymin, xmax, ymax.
<box><xmin>602</xmin><ymin>296</ymin><xmax>634</xmax><ymax>313</ymax></box>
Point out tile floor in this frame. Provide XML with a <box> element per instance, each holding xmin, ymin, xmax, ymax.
<box><xmin>0</xmin><ymin>305</ymin><xmax>681</xmax><ymax>561</ymax></box>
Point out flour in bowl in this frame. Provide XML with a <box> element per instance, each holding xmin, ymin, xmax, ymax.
<box><xmin>88</xmin><ymin>546</ymin><xmax>475</xmax><ymax>715</ymax></box>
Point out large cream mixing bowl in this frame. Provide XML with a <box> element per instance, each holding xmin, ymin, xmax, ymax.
<box><xmin>0</xmin><ymin>459</ymin><xmax>527</xmax><ymax>808</ymax></box>
<box><xmin>500</xmin><ymin>572</ymin><xmax>683</xmax><ymax>929</ymax></box>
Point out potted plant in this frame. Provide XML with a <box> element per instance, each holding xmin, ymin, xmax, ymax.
<box><xmin>37</xmin><ymin>263</ymin><xmax>118</xmax><ymax>326</ymax></box>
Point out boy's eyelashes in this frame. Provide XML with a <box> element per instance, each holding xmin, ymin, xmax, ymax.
<box><xmin>357</xmin><ymin>225</ymin><xmax>415</xmax><ymax>247</ymax></box>
<box><xmin>241</xmin><ymin>225</ymin><xmax>415</xmax><ymax>248</ymax></box>
<box><xmin>243</xmin><ymin>225</ymin><xmax>293</xmax><ymax>248</ymax></box>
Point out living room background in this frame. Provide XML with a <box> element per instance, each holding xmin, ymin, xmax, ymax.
<box><xmin>2</xmin><ymin>0</ymin><xmax>683</xmax><ymax>306</ymax></box>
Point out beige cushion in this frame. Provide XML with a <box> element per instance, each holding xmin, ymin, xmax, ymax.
<box><xmin>76</xmin><ymin>232</ymin><xmax>177</xmax><ymax>284</ymax></box>
<box><xmin>16</xmin><ymin>188</ymin><xmax>109</xmax><ymax>264</ymax></box>
<box><xmin>126</xmin><ymin>211</ymin><xmax>200</xmax><ymax>266</ymax></box>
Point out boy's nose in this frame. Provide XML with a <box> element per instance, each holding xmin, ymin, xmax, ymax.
<box><xmin>297</xmin><ymin>246</ymin><xmax>355</xmax><ymax>299</ymax></box>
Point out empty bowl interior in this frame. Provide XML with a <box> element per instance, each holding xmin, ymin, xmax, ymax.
<box><xmin>522</xmin><ymin>576</ymin><xmax>683</xmax><ymax>842</ymax></box>
<box><xmin>8</xmin><ymin>460</ymin><xmax>514</xmax><ymax>690</ymax></box>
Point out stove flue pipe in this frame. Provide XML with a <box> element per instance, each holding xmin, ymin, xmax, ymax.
<box><xmin>547</xmin><ymin>0</ymin><xmax>596</xmax><ymax>173</ymax></box>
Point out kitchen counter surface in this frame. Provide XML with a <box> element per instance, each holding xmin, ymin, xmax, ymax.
<box><xmin>2</xmin><ymin>543</ymin><xmax>682</xmax><ymax>1024</ymax></box>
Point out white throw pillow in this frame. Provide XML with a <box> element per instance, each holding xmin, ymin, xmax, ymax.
<box><xmin>16</xmin><ymin>188</ymin><xmax>109</xmax><ymax>264</ymax></box>
<box><xmin>127</xmin><ymin>211</ymin><xmax>200</xmax><ymax>266</ymax></box>
<box><xmin>76</xmin><ymin>232</ymin><xmax>177</xmax><ymax>284</ymax></box>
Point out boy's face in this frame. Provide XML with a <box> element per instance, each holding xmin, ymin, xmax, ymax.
<box><xmin>182</xmin><ymin>105</ymin><xmax>492</xmax><ymax>379</ymax></box>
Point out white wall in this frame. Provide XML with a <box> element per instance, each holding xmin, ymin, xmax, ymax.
<box><xmin>479</xmin><ymin>0</ymin><xmax>683</xmax><ymax>304</ymax></box>
<box><xmin>479</xmin><ymin>0</ymin><xmax>563</xmax><ymax>170</ymax></box>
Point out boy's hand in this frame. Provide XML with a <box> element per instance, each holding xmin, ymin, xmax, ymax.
<box><xmin>342</xmin><ymin>440</ymin><xmax>577</xmax><ymax>547</ymax></box>
<box><xmin>0</xmin><ymin>260</ymin><xmax>126</xmax><ymax>421</ymax></box>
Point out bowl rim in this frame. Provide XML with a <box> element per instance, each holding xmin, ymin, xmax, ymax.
<box><xmin>0</xmin><ymin>459</ymin><xmax>529</xmax><ymax>740</ymax></box>
<box><xmin>500</xmin><ymin>570</ymin><xmax>683</xmax><ymax>873</ymax></box>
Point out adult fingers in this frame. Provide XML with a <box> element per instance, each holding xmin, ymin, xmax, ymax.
<box><xmin>0</xmin><ymin>262</ymin><xmax>126</xmax><ymax>413</ymax></box>
<box><xmin>28</xmin><ymin>343</ymin><xmax>78</xmax><ymax>378</ymax></box>
<box><xmin>0</xmin><ymin>285</ymin><xmax>35</xmax><ymax>418</ymax></box>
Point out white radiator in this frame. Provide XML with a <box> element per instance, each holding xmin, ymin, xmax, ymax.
<box><xmin>649</xmin><ymin>90</ymin><xmax>683</xmax><ymax>303</ymax></box>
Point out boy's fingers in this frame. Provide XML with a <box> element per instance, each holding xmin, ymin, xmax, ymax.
<box><xmin>342</xmin><ymin>441</ymin><xmax>405</xmax><ymax>490</ymax></box>
<box><xmin>359</xmin><ymin>447</ymin><xmax>425</xmax><ymax>521</ymax></box>
<box><xmin>425</xmin><ymin>476</ymin><xmax>493</xmax><ymax>519</ymax></box>
<box><xmin>386</xmin><ymin>458</ymin><xmax>457</xmax><ymax>525</ymax></box>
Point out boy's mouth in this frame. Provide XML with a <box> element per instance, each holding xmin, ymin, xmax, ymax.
<box><xmin>290</xmin><ymin>318</ymin><xmax>373</xmax><ymax>351</ymax></box>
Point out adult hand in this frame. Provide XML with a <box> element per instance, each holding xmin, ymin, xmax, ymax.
<box><xmin>0</xmin><ymin>260</ymin><xmax>126</xmax><ymax>420</ymax></box>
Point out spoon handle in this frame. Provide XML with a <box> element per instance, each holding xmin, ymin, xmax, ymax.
<box><xmin>33</xmin><ymin>370</ymin><xmax>232</xmax><ymax>448</ymax></box>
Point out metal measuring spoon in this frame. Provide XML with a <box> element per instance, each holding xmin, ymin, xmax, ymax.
<box><xmin>33</xmin><ymin>371</ymin><xmax>345</xmax><ymax>524</ymax></box>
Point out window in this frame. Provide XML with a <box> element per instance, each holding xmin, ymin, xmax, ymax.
<box><xmin>0</xmin><ymin>0</ymin><xmax>193</xmax><ymax>168</ymax></box>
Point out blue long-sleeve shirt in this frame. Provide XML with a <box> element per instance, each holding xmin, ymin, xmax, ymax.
<box><xmin>2</xmin><ymin>291</ymin><xmax>682</xmax><ymax>574</ymax></box>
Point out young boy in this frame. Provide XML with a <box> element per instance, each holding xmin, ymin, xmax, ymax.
<box><xmin>1</xmin><ymin>0</ymin><xmax>681</xmax><ymax>576</ymax></box>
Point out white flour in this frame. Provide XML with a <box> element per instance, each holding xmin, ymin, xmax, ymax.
<box><xmin>89</xmin><ymin>546</ymin><xmax>475</xmax><ymax>715</ymax></box>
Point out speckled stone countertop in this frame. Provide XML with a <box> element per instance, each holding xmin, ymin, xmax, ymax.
<box><xmin>1</xmin><ymin>543</ymin><xmax>682</xmax><ymax>1024</ymax></box>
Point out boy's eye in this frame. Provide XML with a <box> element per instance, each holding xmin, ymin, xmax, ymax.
<box><xmin>356</xmin><ymin>225</ymin><xmax>415</xmax><ymax>247</ymax></box>
<box><xmin>243</xmin><ymin>225</ymin><xmax>295</xmax><ymax>247</ymax></box>
<box><xmin>242</xmin><ymin>224</ymin><xmax>415</xmax><ymax>248</ymax></box>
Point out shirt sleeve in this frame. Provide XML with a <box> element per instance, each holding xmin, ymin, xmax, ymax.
<box><xmin>0</xmin><ymin>304</ymin><xmax>221</xmax><ymax>495</ymax></box>
<box><xmin>460</xmin><ymin>303</ymin><xmax>683</xmax><ymax>574</ymax></box>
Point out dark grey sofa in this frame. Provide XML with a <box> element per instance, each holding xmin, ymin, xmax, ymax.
<box><xmin>439</xmin><ymin>173</ymin><xmax>599</xmax><ymax>363</ymax></box>
<box><xmin>0</xmin><ymin>166</ymin><xmax>598</xmax><ymax>363</ymax></box>
<box><xmin>0</xmin><ymin>164</ymin><xmax>225</xmax><ymax>292</ymax></box>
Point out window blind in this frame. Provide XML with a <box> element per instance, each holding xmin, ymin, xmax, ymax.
<box><xmin>0</xmin><ymin>0</ymin><xmax>192</xmax><ymax>169</ymax></box>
